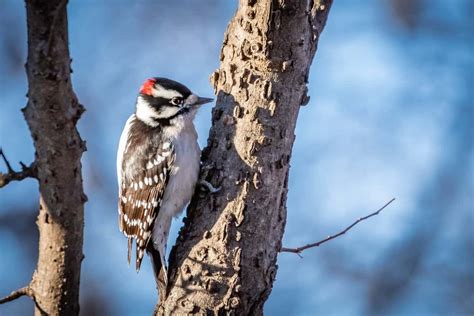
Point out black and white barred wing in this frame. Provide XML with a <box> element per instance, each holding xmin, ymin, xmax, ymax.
<box><xmin>118</xmin><ymin>142</ymin><xmax>175</xmax><ymax>271</ymax></box>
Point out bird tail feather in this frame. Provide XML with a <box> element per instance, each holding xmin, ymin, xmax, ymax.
<box><xmin>147</xmin><ymin>242</ymin><xmax>168</xmax><ymax>302</ymax></box>
<box><xmin>127</xmin><ymin>238</ymin><xmax>132</xmax><ymax>265</ymax></box>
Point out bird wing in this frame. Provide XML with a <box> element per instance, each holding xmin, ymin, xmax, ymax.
<box><xmin>118</xmin><ymin>128</ymin><xmax>175</xmax><ymax>271</ymax></box>
<box><xmin>116</xmin><ymin>114</ymin><xmax>135</xmax><ymax>194</ymax></box>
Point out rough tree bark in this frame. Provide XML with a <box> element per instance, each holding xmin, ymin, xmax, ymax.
<box><xmin>0</xmin><ymin>0</ymin><xmax>85</xmax><ymax>315</ymax></box>
<box><xmin>157</xmin><ymin>0</ymin><xmax>332</xmax><ymax>314</ymax></box>
<box><xmin>26</xmin><ymin>0</ymin><xmax>86</xmax><ymax>314</ymax></box>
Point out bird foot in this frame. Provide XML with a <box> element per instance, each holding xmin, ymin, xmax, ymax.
<box><xmin>198</xmin><ymin>179</ymin><xmax>220</xmax><ymax>193</ymax></box>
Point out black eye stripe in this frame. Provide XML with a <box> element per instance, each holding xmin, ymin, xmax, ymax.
<box><xmin>140</xmin><ymin>95</ymin><xmax>185</xmax><ymax>108</ymax></box>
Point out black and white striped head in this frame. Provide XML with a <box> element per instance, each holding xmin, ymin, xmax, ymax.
<box><xmin>135</xmin><ymin>77</ymin><xmax>213</xmax><ymax>127</ymax></box>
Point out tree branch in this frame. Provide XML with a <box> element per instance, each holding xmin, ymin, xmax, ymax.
<box><xmin>23</xmin><ymin>1</ymin><xmax>86</xmax><ymax>313</ymax></box>
<box><xmin>0</xmin><ymin>148</ymin><xmax>37</xmax><ymax>188</ymax></box>
<box><xmin>0</xmin><ymin>286</ymin><xmax>34</xmax><ymax>304</ymax></box>
<box><xmin>158</xmin><ymin>1</ymin><xmax>334</xmax><ymax>312</ymax></box>
<box><xmin>0</xmin><ymin>285</ymin><xmax>47</xmax><ymax>314</ymax></box>
<box><xmin>281</xmin><ymin>198</ymin><xmax>396</xmax><ymax>256</ymax></box>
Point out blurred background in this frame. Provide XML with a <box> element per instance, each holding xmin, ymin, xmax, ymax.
<box><xmin>0</xmin><ymin>0</ymin><xmax>472</xmax><ymax>315</ymax></box>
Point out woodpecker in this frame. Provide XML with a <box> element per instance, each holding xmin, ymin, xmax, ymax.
<box><xmin>116</xmin><ymin>77</ymin><xmax>213</xmax><ymax>295</ymax></box>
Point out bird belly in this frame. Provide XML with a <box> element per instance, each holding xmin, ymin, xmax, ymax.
<box><xmin>151</xmin><ymin>130</ymin><xmax>200</xmax><ymax>252</ymax></box>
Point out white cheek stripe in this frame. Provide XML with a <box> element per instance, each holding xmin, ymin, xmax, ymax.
<box><xmin>155</xmin><ymin>106</ymin><xmax>180</xmax><ymax>119</ymax></box>
<box><xmin>136</xmin><ymin>96</ymin><xmax>160</xmax><ymax>127</ymax></box>
<box><xmin>152</xmin><ymin>84</ymin><xmax>183</xmax><ymax>99</ymax></box>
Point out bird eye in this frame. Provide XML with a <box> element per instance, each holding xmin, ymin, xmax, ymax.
<box><xmin>170</xmin><ymin>97</ymin><xmax>182</xmax><ymax>106</ymax></box>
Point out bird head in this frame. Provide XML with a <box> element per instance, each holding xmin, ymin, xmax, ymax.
<box><xmin>135</xmin><ymin>77</ymin><xmax>213</xmax><ymax>126</ymax></box>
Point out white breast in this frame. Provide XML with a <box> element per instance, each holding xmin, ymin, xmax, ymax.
<box><xmin>152</xmin><ymin>114</ymin><xmax>201</xmax><ymax>248</ymax></box>
<box><xmin>161</xmin><ymin>127</ymin><xmax>200</xmax><ymax>218</ymax></box>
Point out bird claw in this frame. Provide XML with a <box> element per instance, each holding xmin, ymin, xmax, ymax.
<box><xmin>198</xmin><ymin>179</ymin><xmax>220</xmax><ymax>193</ymax></box>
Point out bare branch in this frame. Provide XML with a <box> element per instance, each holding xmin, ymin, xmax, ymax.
<box><xmin>281</xmin><ymin>198</ymin><xmax>396</xmax><ymax>255</ymax></box>
<box><xmin>0</xmin><ymin>148</ymin><xmax>37</xmax><ymax>188</ymax></box>
<box><xmin>0</xmin><ymin>285</ymin><xmax>46</xmax><ymax>314</ymax></box>
<box><xmin>0</xmin><ymin>286</ymin><xmax>34</xmax><ymax>304</ymax></box>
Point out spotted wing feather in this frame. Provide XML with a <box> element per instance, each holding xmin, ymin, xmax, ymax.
<box><xmin>118</xmin><ymin>121</ymin><xmax>175</xmax><ymax>271</ymax></box>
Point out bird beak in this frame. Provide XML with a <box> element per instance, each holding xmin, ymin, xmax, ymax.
<box><xmin>194</xmin><ymin>96</ymin><xmax>214</xmax><ymax>105</ymax></box>
<box><xmin>185</xmin><ymin>95</ymin><xmax>214</xmax><ymax>106</ymax></box>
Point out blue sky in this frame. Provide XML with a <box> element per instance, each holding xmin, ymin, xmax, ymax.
<box><xmin>0</xmin><ymin>1</ymin><xmax>472</xmax><ymax>315</ymax></box>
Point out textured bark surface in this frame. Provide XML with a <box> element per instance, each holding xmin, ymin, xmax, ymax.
<box><xmin>158</xmin><ymin>0</ymin><xmax>332</xmax><ymax>314</ymax></box>
<box><xmin>24</xmin><ymin>0</ymin><xmax>86</xmax><ymax>314</ymax></box>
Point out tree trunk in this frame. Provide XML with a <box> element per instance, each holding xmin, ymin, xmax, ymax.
<box><xmin>24</xmin><ymin>0</ymin><xmax>86</xmax><ymax>314</ymax></box>
<box><xmin>158</xmin><ymin>0</ymin><xmax>332</xmax><ymax>314</ymax></box>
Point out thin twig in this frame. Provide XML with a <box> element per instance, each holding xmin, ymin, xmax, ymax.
<box><xmin>281</xmin><ymin>198</ymin><xmax>396</xmax><ymax>256</ymax></box>
<box><xmin>0</xmin><ymin>148</ymin><xmax>37</xmax><ymax>188</ymax></box>
<box><xmin>0</xmin><ymin>148</ymin><xmax>14</xmax><ymax>173</ymax></box>
<box><xmin>0</xmin><ymin>286</ymin><xmax>34</xmax><ymax>304</ymax></box>
<box><xmin>0</xmin><ymin>285</ymin><xmax>45</xmax><ymax>313</ymax></box>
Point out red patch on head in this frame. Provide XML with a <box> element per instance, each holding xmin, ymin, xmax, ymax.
<box><xmin>140</xmin><ymin>78</ymin><xmax>155</xmax><ymax>95</ymax></box>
